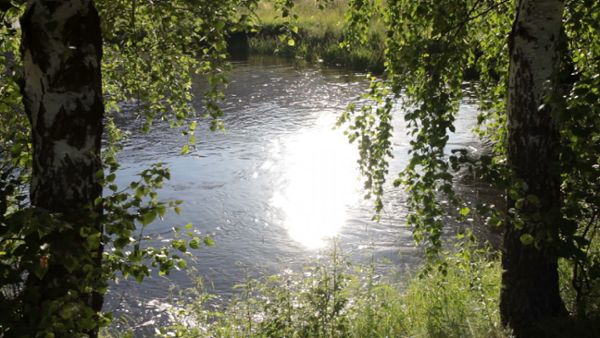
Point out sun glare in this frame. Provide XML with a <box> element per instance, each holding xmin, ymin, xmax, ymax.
<box><xmin>271</xmin><ymin>113</ymin><xmax>360</xmax><ymax>249</ymax></box>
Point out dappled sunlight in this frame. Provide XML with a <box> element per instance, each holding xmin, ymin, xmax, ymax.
<box><xmin>271</xmin><ymin>114</ymin><xmax>360</xmax><ymax>249</ymax></box>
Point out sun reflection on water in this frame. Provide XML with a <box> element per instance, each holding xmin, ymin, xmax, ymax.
<box><xmin>271</xmin><ymin>113</ymin><xmax>360</xmax><ymax>249</ymax></box>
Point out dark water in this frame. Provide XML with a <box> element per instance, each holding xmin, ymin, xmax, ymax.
<box><xmin>105</xmin><ymin>56</ymin><xmax>482</xmax><ymax>332</ymax></box>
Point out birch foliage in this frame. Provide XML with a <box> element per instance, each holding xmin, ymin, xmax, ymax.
<box><xmin>0</xmin><ymin>0</ymin><xmax>256</xmax><ymax>336</ymax></box>
<box><xmin>339</xmin><ymin>0</ymin><xmax>600</xmax><ymax>323</ymax></box>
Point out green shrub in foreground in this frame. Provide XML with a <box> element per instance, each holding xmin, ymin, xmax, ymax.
<box><xmin>161</xmin><ymin>243</ymin><xmax>508</xmax><ymax>338</ymax></box>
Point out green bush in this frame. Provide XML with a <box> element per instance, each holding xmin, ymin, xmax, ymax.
<box><xmin>160</xmin><ymin>243</ymin><xmax>508</xmax><ymax>338</ymax></box>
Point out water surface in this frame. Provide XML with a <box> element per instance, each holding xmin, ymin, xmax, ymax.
<box><xmin>106</xmin><ymin>56</ymin><xmax>481</xmax><ymax>330</ymax></box>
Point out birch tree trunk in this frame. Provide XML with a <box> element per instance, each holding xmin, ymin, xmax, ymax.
<box><xmin>20</xmin><ymin>0</ymin><xmax>104</xmax><ymax>335</ymax></box>
<box><xmin>501</xmin><ymin>0</ymin><xmax>567</xmax><ymax>335</ymax></box>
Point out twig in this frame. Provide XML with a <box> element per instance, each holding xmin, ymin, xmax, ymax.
<box><xmin>444</xmin><ymin>0</ymin><xmax>511</xmax><ymax>38</ymax></box>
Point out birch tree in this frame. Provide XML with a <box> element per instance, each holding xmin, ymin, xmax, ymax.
<box><xmin>340</xmin><ymin>0</ymin><xmax>600</xmax><ymax>336</ymax></box>
<box><xmin>19</xmin><ymin>0</ymin><xmax>104</xmax><ymax>333</ymax></box>
<box><xmin>1</xmin><ymin>0</ymin><xmax>249</xmax><ymax>336</ymax></box>
<box><xmin>501</xmin><ymin>0</ymin><xmax>567</xmax><ymax>333</ymax></box>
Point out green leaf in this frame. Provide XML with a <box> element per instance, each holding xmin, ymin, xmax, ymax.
<box><xmin>459</xmin><ymin>207</ymin><xmax>470</xmax><ymax>217</ymax></box>
<box><xmin>177</xmin><ymin>259</ymin><xmax>187</xmax><ymax>269</ymax></box>
<box><xmin>287</xmin><ymin>39</ymin><xmax>295</xmax><ymax>47</ymax></box>
<box><xmin>157</xmin><ymin>205</ymin><xmax>166</xmax><ymax>218</ymax></box>
<box><xmin>86</xmin><ymin>232</ymin><xmax>101</xmax><ymax>248</ymax></box>
<box><xmin>189</xmin><ymin>237</ymin><xmax>201</xmax><ymax>249</ymax></box>
<box><xmin>520</xmin><ymin>234</ymin><xmax>535</xmax><ymax>246</ymax></box>
<box><xmin>172</xmin><ymin>239</ymin><xmax>187</xmax><ymax>252</ymax></box>
<box><xmin>135</xmin><ymin>187</ymin><xmax>145</xmax><ymax>200</ymax></box>
<box><xmin>204</xmin><ymin>237</ymin><xmax>215</xmax><ymax>247</ymax></box>
<box><xmin>140</xmin><ymin>210</ymin><xmax>157</xmax><ymax>225</ymax></box>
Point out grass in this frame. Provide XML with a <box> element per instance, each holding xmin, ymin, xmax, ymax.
<box><xmin>253</xmin><ymin>0</ymin><xmax>350</xmax><ymax>37</ymax></box>
<box><xmin>100</xmin><ymin>235</ymin><xmax>600</xmax><ymax>338</ymax></box>
<box><xmin>246</xmin><ymin>0</ymin><xmax>386</xmax><ymax>73</ymax></box>
<box><xmin>558</xmin><ymin>233</ymin><xmax>600</xmax><ymax>319</ymax></box>
<box><xmin>157</xmin><ymin>242</ymin><xmax>509</xmax><ymax>338</ymax></box>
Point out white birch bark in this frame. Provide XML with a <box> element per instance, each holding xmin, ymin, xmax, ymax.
<box><xmin>19</xmin><ymin>1</ymin><xmax>105</xmax><ymax>335</ymax></box>
<box><xmin>21</xmin><ymin>0</ymin><xmax>104</xmax><ymax>212</ymax></box>
<box><xmin>501</xmin><ymin>0</ymin><xmax>567</xmax><ymax>335</ymax></box>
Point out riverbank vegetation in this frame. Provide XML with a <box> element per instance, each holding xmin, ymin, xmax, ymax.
<box><xmin>248</xmin><ymin>0</ymin><xmax>385</xmax><ymax>73</ymax></box>
<box><xmin>148</xmin><ymin>236</ymin><xmax>599</xmax><ymax>338</ymax></box>
<box><xmin>156</xmin><ymin>242</ymin><xmax>508</xmax><ymax>338</ymax></box>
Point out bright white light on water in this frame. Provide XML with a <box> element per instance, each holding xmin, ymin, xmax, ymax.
<box><xmin>271</xmin><ymin>114</ymin><xmax>360</xmax><ymax>249</ymax></box>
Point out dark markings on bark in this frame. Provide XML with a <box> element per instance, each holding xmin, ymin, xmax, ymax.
<box><xmin>501</xmin><ymin>0</ymin><xmax>567</xmax><ymax>336</ymax></box>
<box><xmin>21</xmin><ymin>0</ymin><xmax>103</xmax><ymax>213</ymax></box>
<box><xmin>19</xmin><ymin>1</ymin><xmax>105</xmax><ymax>336</ymax></box>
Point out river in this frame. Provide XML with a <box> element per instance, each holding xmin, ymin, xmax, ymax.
<box><xmin>104</xmin><ymin>56</ymin><xmax>483</xmax><ymax>333</ymax></box>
